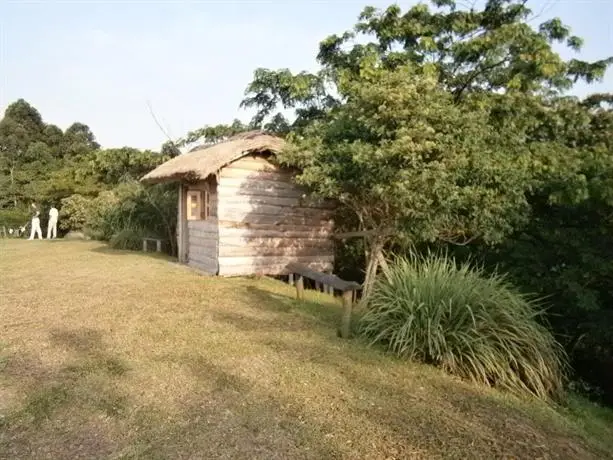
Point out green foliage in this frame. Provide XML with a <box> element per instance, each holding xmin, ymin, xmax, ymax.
<box><xmin>59</xmin><ymin>194</ymin><xmax>96</xmax><ymax>232</ymax></box>
<box><xmin>176</xmin><ymin>119</ymin><xmax>251</xmax><ymax>149</ymax></box>
<box><xmin>58</xmin><ymin>182</ymin><xmax>177</xmax><ymax>254</ymax></box>
<box><xmin>0</xmin><ymin>98</ymin><xmax>175</xmax><ymax>253</ymax></box>
<box><xmin>281</xmin><ymin>65</ymin><xmax>535</xmax><ymax>247</ymax></box>
<box><xmin>0</xmin><ymin>208</ymin><xmax>30</xmax><ymax>229</ymax></box>
<box><xmin>360</xmin><ymin>252</ymin><xmax>568</xmax><ymax>401</ymax></box>
<box><xmin>109</xmin><ymin>226</ymin><xmax>148</xmax><ymax>251</ymax></box>
<box><xmin>88</xmin><ymin>148</ymin><xmax>169</xmax><ymax>186</ymax></box>
<box><xmin>242</xmin><ymin>0</ymin><xmax>611</xmax><ymax>129</ymax></box>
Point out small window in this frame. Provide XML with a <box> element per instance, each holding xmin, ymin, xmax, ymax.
<box><xmin>187</xmin><ymin>189</ymin><xmax>210</xmax><ymax>220</ymax></box>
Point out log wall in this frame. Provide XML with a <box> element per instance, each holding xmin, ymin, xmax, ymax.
<box><xmin>186</xmin><ymin>176</ymin><xmax>218</xmax><ymax>274</ymax></box>
<box><xmin>216</xmin><ymin>155</ymin><xmax>334</xmax><ymax>276</ymax></box>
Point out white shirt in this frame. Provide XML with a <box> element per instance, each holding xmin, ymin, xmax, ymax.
<box><xmin>49</xmin><ymin>207</ymin><xmax>59</xmax><ymax>219</ymax></box>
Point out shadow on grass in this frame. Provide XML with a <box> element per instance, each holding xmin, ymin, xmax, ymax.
<box><xmin>88</xmin><ymin>245</ymin><xmax>180</xmax><ymax>267</ymax></box>
<box><xmin>0</xmin><ymin>327</ymin><xmax>131</xmax><ymax>458</ymax></box>
<box><xmin>120</xmin><ymin>355</ymin><xmax>343</xmax><ymax>459</ymax></box>
<box><xmin>255</xmin><ymin>333</ymin><xmax>609</xmax><ymax>460</ymax></box>
<box><xmin>241</xmin><ymin>285</ymin><xmax>343</xmax><ymax>330</ymax></box>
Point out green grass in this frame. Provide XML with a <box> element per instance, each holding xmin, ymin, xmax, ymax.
<box><xmin>0</xmin><ymin>240</ymin><xmax>612</xmax><ymax>459</ymax></box>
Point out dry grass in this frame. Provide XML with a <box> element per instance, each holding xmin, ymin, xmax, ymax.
<box><xmin>0</xmin><ymin>240</ymin><xmax>611</xmax><ymax>460</ymax></box>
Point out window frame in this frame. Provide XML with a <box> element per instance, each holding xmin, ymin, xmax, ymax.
<box><xmin>186</xmin><ymin>188</ymin><xmax>211</xmax><ymax>221</ymax></box>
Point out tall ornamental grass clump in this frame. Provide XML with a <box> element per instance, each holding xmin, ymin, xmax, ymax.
<box><xmin>359</xmin><ymin>253</ymin><xmax>568</xmax><ymax>400</ymax></box>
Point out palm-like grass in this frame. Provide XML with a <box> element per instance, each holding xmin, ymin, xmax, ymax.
<box><xmin>360</xmin><ymin>252</ymin><xmax>568</xmax><ymax>400</ymax></box>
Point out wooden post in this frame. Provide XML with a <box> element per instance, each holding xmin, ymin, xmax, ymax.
<box><xmin>142</xmin><ymin>239</ymin><xmax>147</xmax><ymax>252</ymax></box>
<box><xmin>178</xmin><ymin>184</ymin><xmax>188</xmax><ymax>263</ymax></box>
<box><xmin>288</xmin><ymin>273</ymin><xmax>294</xmax><ymax>286</ymax></box>
<box><xmin>156</xmin><ymin>239</ymin><xmax>162</xmax><ymax>252</ymax></box>
<box><xmin>340</xmin><ymin>290</ymin><xmax>354</xmax><ymax>339</ymax></box>
<box><xmin>296</xmin><ymin>275</ymin><xmax>304</xmax><ymax>300</ymax></box>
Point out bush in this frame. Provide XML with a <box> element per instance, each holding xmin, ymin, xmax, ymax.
<box><xmin>109</xmin><ymin>226</ymin><xmax>147</xmax><ymax>251</ymax></box>
<box><xmin>59</xmin><ymin>182</ymin><xmax>177</xmax><ymax>255</ymax></box>
<box><xmin>59</xmin><ymin>194</ymin><xmax>96</xmax><ymax>232</ymax></box>
<box><xmin>359</xmin><ymin>252</ymin><xmax>568</xmax><ymax>401</ymax></box>
<box><xmin>0</xmin><ymin>208</ymin><xmax>30</xmax><ymax>229</ymax></box>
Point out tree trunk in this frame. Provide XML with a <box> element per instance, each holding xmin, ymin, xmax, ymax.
<box><xmin>361</xmin><ymin>237</ymin><xmax>385</xmax><ymax>303</ymax></box>
<box><xmin>10</xmin><ymin>166</ymin><xmax>16</xmax><ymax>207</ymax></box>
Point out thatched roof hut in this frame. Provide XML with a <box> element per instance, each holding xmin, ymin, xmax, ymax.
<box><xmin>141</xmin><ymin>131</ymin><xmax>285</xmax><ymax>185</ymax></box>
<box><xmin>140</xmin><ymin>131</ymin><xmax>334</xmax><ymax>276</ymax></box>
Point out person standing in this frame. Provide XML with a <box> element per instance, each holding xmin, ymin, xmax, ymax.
<box><xmin>47</xmin><ymin>205</ymin><xmax>59</xmax><ymax>239</ymax></box>
<box><xmin>28</xmin><ymin>211</ymin><xmax>42</xmax><ymax>240</ymax></box>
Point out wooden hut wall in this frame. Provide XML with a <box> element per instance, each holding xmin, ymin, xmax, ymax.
<box><xmin>216</xmin><ymin>155</ymin><xmax>334</xmax><ymax>276</ymax></box>
<box><xmin>186</xmin><ymin>176</ymin><xmax>219</xmax><ymax>274</ymax></box>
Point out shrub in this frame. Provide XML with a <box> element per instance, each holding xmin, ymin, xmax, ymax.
<box><xmin>59</xmin><ymin>194</ymin><xmax>96</xmax><ymax>232</ymax></box>
<box><xmin>58</xmin><ymin>182</ymin><xmax>177</xmax><ymax>255</ymax></box>
<box><xmin>359</xmin><ymin>252</ymin><xmax>568</xmax><ymax>400</ymax></box>
<box><xmin>109</xmin><ymin>226</ymin><xmax>147</xmax><ymax>251</ymax></box>
<box><xmin>0</xmin><ymin>208</ymin><xmax>30</xmax><ymax>229</ymax></box>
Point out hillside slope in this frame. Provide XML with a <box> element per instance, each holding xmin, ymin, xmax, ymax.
<box><xmin>0</xmin><ymin>240</ymin><xmax>611</xmax><ymax>459</ymax></box>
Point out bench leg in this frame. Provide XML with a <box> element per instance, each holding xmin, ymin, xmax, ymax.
<box><xmin>156</xmin><ymin>240</ymin><xmax>162</xmax><ymax>252</ymax></box>
<box><xmin>340</xmin><ymin>290</ymin><xmax>354</xmax><ymax>339</ymax></box>
<box><xmin>296</xmin><ymin>276</ymin><xmax>304</xmax><ymax>300</ymax></box>
<box><xmin>142</xmin><ymin>240</ymin><xmax>147</xmax><ymax>252</ymax></box>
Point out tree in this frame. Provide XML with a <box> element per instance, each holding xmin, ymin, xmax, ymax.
<box><xmin>89</xmin><ymin>147</ymin><xmax>169</xmax><ymax>185</ymax></box>
<box><xmin>176</xmin><ymin>119</ymin><xmax>251</xmax><ymax>149</ymax></box>
<box><xmin>242</xmin><ymin>0</ymin><xmax>612</xmax><ymax>297</ymax></box>
<box><xmin>4</xmin><ymin>99</ymin><xmax>45</xmax><ymax>138</ymax></box>
<box><xmin>242</xmin><ymin>0</ymin><xmax>612</xmax><ymax>129</ymax></box>
<box><xmin>280</xmin><ymin>64</ymin><xmax>539</xmax><ymax>295</ymax></box>
<box><xmin>64</xmin><ymin>122</ymin><xmax>100</xmax><ymax>155</ymax></box>
<box><xmin>160</xmin><ymin>141</ymin><xmax>181</xmax><ymax>158</ymax></box>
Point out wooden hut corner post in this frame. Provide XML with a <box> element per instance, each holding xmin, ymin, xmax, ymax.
<box><xmin>286</xmin><ymin>262</ymin><xmax>361</xmax><ymax>339</ymax></box>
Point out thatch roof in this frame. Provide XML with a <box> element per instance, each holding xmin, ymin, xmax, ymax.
<box><xmin>141</xmin><ymin>131</ymin><xmax>285</xmax><ymax>184</ymax></box>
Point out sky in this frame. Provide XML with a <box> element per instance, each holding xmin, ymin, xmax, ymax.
<box><xmin>0</xmin><ymin>0</ymin><xmax>612</xmax><ymax>151</ymax></box>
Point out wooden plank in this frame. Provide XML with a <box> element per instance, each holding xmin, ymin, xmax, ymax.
<box><xmin>217</xmin><ymin>212</ymin><xmax>333</xmax><ymax>227</ymax></box>
<box><xmin>220</xmin><ymin>176</ymin><xmax>299</xmax><ymax>191</ymax></box>
<box><xmin>219</xmin><ymin>255</ymin><xmax>334</xmax><ymax>267</ymax></box>
<box><xmin>217</xmin><ymin>221</ymin><xmax>333</xmax><ymax>233</ymax></box>
<box><xmin>189</xmin><ymin>240</ymin><xmax>218</xmax><ymax>252</ymax></box>
<box><xmin>218</xmin><ymin>227</ymin><xmax>332</xmax><ymax>239</ymax></box>
<box><xmin>219</xmin><ymin>201</ymin><xmax>334</xmax><ymax>218</ymax></box>
<box><xmin>218</xmin><ymin>184</ymin><xmax>305</xmax><ymax>199</ymax></box>
<box><xmin>187</xmin><ymin>219</ymin><xmax>218</xmax><ymax>232</ymax></box>
<box><xmin>225</xmin><ymin>156</ymin><xmax>282</xmax><ymax>172</ymax></box>
<box><xmin>220</xmin><ymin>196</ymin><xmax>334</xmax><ymax>210</ymax></box>
<box><xmin>178</xmin><ymin>184</ymin><xmax>188</xmax><ymax>262</ymax></box>
<box><xmin>219</xmin><ymin>236</ymin><xmax>333</xmax><ymax>249</ymax></box>
<box><xmin>218</xmin><ymin>261</ymin><xmax>333</xmax><ymax>277</ymax></box>
<box><xmin>219</xmin><ymin>167</ymin><xmax>294</xmax><ymax>182</ymax></box>
<box><xmin>219</xmin><ymin>195</ymin><xmax>301</xmax><ymax>208</ymax></box>
<box><xmin>218</xmin><ymin>245</ymin><xmax>333</xmax><ymax>258</ymax></box>
<box><xmin>188</xmin><ymin>259</ymin><xmax>217</xmax><ymax>274</ymax></box>
<box><xmin>285</xmin><ymin>262</ymin><xmax>361</xmax><ymax>292</ymax></box>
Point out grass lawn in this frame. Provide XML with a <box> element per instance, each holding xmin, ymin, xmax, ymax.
<box><xmin>1</xmin><ymin>240</ymin><xmax>612</xmax><ymax>459</ymax></box>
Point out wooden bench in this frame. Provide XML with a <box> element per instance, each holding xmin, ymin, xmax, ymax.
<box><xmin>286</xmin><ymin>262</ymin><xmax>362</xmax><ymax>339</ymax></box>
<box><xmin>142</xmin><ymin>238</ymin><xmax>163</xmax><ymax>253</ymax></box>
